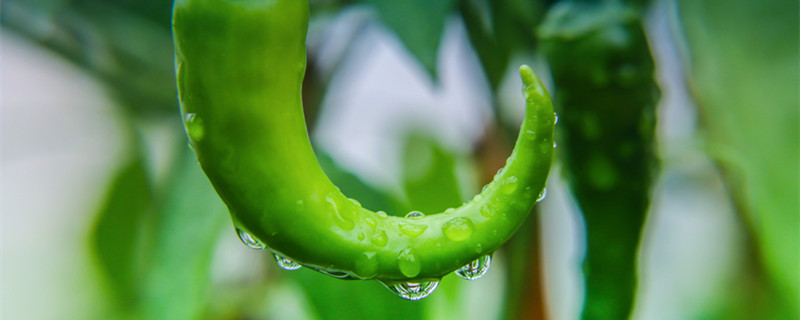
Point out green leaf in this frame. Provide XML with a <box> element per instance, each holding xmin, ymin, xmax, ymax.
<box><xmin>139</xmin><ymin>150</ymin><xmax>227</xmax><ymax>320</ymax></box>
<box><xmin>400</xmin><ymin>134</ymin><xmax>464</xmax><ymax>213</ymax></box>
<box><xmin>292</xmin><ymin>268</ymin><xmax>427</xmax><ymax>320</ymax></box>
<box><xmin>458</xmin><ymin>0</ymin><xmax>547</xmax><ymax>89</ymax></box>
<box><xmin>1</xmin><ymin>0</ymin><xmax>177</xmax><ymax>116</ymax></box>
<box><xmin>90</xmin><ymin>155</ymin><xmax>154</xmax><ymax>313</ymax></box>
<box><xmin>677</xmin><ymin>0</ymin><xmax>799</xmax><ymax>318</ymax></box>
<box><xmin>459</xmin><ymin>0</ymin><xmax>510</xmax><ymax>89</ymax></box>
<box><xmin>316</xmin><ymin>150</ymin><xmax>399</xmax><ymax>214</ymax></box>
<box><xmin>366</xmin><ymin>0</ymin><xmax>454</xmax><ymax>80</ymax></box>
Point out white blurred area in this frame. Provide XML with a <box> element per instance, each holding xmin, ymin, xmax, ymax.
<box><xmin>1</xmin><ymin>0</ymin><xmax>745</xmax><ymax>318</ymax></box>
<box><xmin>1</xmin><ymin>30</ymin><xmax>126</xmax><ymax>319</ymax></box>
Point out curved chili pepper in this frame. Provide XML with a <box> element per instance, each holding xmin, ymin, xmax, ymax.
<box><xmin>172</xmin><ymin>0</ymin><xmax>554</xmax><ymax>297</ymax></box>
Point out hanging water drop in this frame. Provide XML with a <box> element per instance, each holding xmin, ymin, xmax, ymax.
<box><xmin>554</xmin><ymin>113</ymin><xmax>559</xmax><ymax>124</ymax></box>
<box><xmin>236</xmin><ymin>228</ymin><xmax>264</xmax><ymax>250</ymax></box>
<box><xmin>183</xmin><ymin>112</ymin><xmax>205</xmax><ymax>141</ymax></box>
<box><xmin>383</xmin><ymin>280</ymin><xmax>439</xmax><ymax>301</ymax></box>
<box><xmin>273</xmin><ymin>252</ymin><xmax>302</xmax><ymax>270</ymax></box>
<box><xmin>455</xmin><ymin>255</ymin><xmax>491</xmax><ymax>280</ymax></box>
<box><xmin>537</xmin><ymin>188</ymin><xmax>547</xmax><ymax>202</ymax></box>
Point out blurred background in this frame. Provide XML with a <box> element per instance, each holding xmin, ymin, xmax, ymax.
<box><xmin>1</xmin><ymin>0</ymin><xmax>797</xmax><ymax>319</ymax></box>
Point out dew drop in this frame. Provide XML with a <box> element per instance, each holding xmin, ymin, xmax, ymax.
<box><xmin>537</xmin><ymin>188</ymin><xmax>547</xmax><ymax>202</ymax></box>
<box><xmin>406</xmin><ymin>211</ymin><xmax>425</xmax><ymax>218</ymax></box>
<box><xmin>494</xmin><ymin>168</ymin><xmax>505</xmax><ymax>179</ymax></box>
<box><xmin>553</xmin><ymin>141</ymin><xmax>558</xmax><ymax>148</ymax></box>
<box><xmin>183</xmin><ymin>113</ymin><xmax>205</xmax><ymax>141</ymax></box>
<box><xmin>370</xmin><ymin>230</ymin><xmax>388</xmax><ymax>247</ymax></box>
<box><xmin>376</xmin><ymin>211</ymin><xmax>388</xmax><ymax>218</ymax></box>
<box><xmin>383</xmin><ymin>280</ymin><xmax>439</xmax><ymax>301</ymax></box>
<box><xmin>397</xmin><ymin>248</ymin><xmax>421</xmax><ymax>278</ymax></box>
<box><xmin>357</xmin><ymin>233</ymin><xmax>366</xmax><ymax>241</ymax></box>
<box><xmin>349</xmin><ymin>198</ymin><xmax>361</xmax><ymax>207</ymax></box>
<box><xmin>399</xmin><ymin>223</ymin><xmax>428</xmax><ymax>238</ymax></box>
<box><xmin>354</xmin><ymin>252</ymin><xmax>378</xmax><ymax>278</ymax></box>
<box><xmin>473</xmin><ymin>193</ymin><xmax>484</xmax><ymax>202</ymax></box>
<box><xmin>554</xmin><ymin>113</ymin><xmax>559</xmax><ymax>124</ymax></box>
<box><xmin>501</xmin><ymin>176</ymin><xmax>519</xmax><ymax>195</ymax></box>
<box><xmin>236</xmin><ymin>228</ymin><xmax>264</xmax><ymax>250</ymax></box>
<box><xmin>327</xmin><ymin>194</ymin><xmax>355</xmax><ymax>230</ymax></box>
<box><xmin>444</xmin><ymin>208</ymin><xmax>455</xmax><ymax>214</ymax></box>
<box><xmin>539</xmin><ymin>139</ymin><xmax>551</xmax><ymax>154</ymax></box>
<box><xmin>442</xmin><ymin>217</ymin><xmax>474</xmax><ymax>242</ymax></box>
<box><xmin>455</xmin><ymin>255</ymin><xmax>491</xmax><ymax>280</ymax></box>
<box><xmin>365</xmin><ymin>217</ymin><xmax>377</xmax><ymax>228</ymax></box>
<box><xmin>480</xmin><ymin>204</ymin><xmax>496</xmax><ymax>218</ymax></box>
<box><xmin>273</xmin><ymin>252</ymin><xmax>301</xmax><ymax>270</ymax></box>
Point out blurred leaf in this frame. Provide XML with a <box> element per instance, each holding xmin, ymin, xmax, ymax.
<box><xmin>459</xmin><ymin>0</ymin><xmax>511</xmax><ymax>90</ymax></box>
<box><xmin>366</xmin><ymin>0</ymin><xmax>454</xmax><ymax>80</ymax></box>
<box><xmin>293</xmin><ymin>268</ymin><xmax>426</xmax><ymax>320</ymax></box>
<box><xmin>1</xmin><ymin>0</ymin><xmax>177</xmax><ymax>116</ymax></box>
<box><xmin>401</xmin><ymin>134</ymin><xmax>464</xmax><ymax>213</ymax></box>
<box><xmin>677</xmin><ymin>0</ymin><xmax>799</xmax><ymax>318</ymax></box>
<box><xmin>91</xmin><ymin>154</ymin><xmax>155</xmax><ymax>314</ymax></box>
<box><xmin>540</xmin><ymin>1</ymin><xmax>660</xmax><ymax>319</ymax></box>
<box><xmin>139</xmin><ymin>149</ymin><xmax>227</xmax><ymax>320</ymax></box>
<box><xmin>458</xmin><ymin>0</ymin><xmax>547</xmax><ymax>89</ymax></box>
<box><xmin>316</xmin><ymin>149</ymin><xmax>400</xmax><ymax>215</ymax></box>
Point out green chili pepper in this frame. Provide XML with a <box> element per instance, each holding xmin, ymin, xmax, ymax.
<box><xmin>539</xmin><ymin>1</ymin><xmax>659</xmax><ymax>318</ymax></box>
<box><xmin>172</xmin><ymin>0</ymin><xmax>554</xmax><ymax>298</ymax></box>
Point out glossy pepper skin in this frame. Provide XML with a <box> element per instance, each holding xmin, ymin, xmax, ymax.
<box><xmin>539</xmin><ymin>1</ymin><xmax>659</xmax><ymax>319</ymax></box>
<box><xmin>173</xmin><ymin>0</ymin><xmax>555</xmax><ymax>281</ymax></box>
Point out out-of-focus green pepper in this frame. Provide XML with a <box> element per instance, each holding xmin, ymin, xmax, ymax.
<box><xmin>172</xmin><ymin>0</ymin><xmax>555</xmax><ymax>299</ymax></box>
<box><xmin>539</xmin><ymin>1</ymin><xmax>659</xmax><ymax>318</ymax></box>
